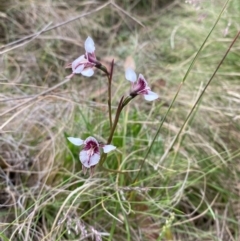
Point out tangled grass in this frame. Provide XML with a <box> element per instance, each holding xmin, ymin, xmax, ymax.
<box><xmin>0</xmin><ymin>0</ymin><xmax>240</xmax><ymax>240</ymax></box>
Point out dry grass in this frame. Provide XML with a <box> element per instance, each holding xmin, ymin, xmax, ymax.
<box><xmin>0</xmin><ymin>0</ymin><xmax>240</xmax><ymax>240</ymax></box>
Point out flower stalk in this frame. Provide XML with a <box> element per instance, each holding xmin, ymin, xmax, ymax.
<box><xmin>66</xmin><ymin>36</ymin><xmax>159</xmax><ymax>175</ymax></box>
<box><xmin>99</xmin><ymin>95</ymin><xmax>134</xmax><ymax>167</ymax></box>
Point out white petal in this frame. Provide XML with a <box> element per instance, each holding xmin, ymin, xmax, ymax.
<box><xmin>73</xmin><ymin>64</ymin><xmax>84</xmax><ymax>74</ymax></box>
<box><xmin>81</xmin><ymin>68</ymin><xmax>94</xmax><ymax>77</ymax></box>
<box><xmin>80</xmin><ymin>150</ymin><xmax>100</xmax><ymax>168</ymax></box>
<box><xmin>79</xmin><ymin>150</ymin><xmax>88</xmax><ymax>166</ymax></box>
<box><xmin>144</xmin><ymin>91</ymin><xmax>159</xmax><ymax>101</ymax></box>
<box><xmin>67</xmin><ymin>137</ymin><xmax>84</xmax><ymax>146</ymax></box>
<box><xmin>85</xmin><ymin>36</ymin><xmax>95</xmax><ymax>53</ymax></box>
<box><xmin>89</xmin><ymin>153</ymin><xmax>100</xmax><ymax>166</ymax></box>
<box><xmin>72</xmin><ymin>55</ymin><xmax>85</xmax><ymax>70</ymax></box>
<box><xmin>125</xmin><ymin>68</ymin><xmax>137</xmax><ymax>82</ymax></box>
<box><xmin>102</xmin><ymin>145</ymin><xmax>116</xmax><ymax>153</ymax></box>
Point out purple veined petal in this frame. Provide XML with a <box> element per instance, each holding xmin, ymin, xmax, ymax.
<box><xmin>84</xmin><ymin>136</ymin><xmax>99</xmax><ymax>154</ymax></box>
<box><xmin>72</xmin><ymin>55</ymin><xmax>85</xmax><ymax>70</ymax></box>
<box><xmin>102</xmin><ymin>145</ymin><xmax>116</xmax><ymax>153</ymax></box>
<box><xmin>138</xmin><ymin>74</ymin><xmax>148</xmax><ymax>84</ymax></box>
<box><xmin>80</xmin><ymin>150</ymin><xmax>100</xmax><ymax>168</ymax></box>
<box><xmin>125</xmin><ymin>68</ymin><xmax>137</xmax><ymax>82</ymax></box>
<box><xmin>133</xmin><ymin>74</ymin><xmax>149</xmax><ymax>94</ymax></box>
<box><xmin>137</xmin><ymin>74</ymin><xmax>149</xmax><ymax>90</ymax></box>
<box><xmin>67</xmin><ymin>137</ymin><xmax>84</xmax><ymax>146</ymax></box>
<box><xmin>86</xmin><ymin>52</ymin><xmax>96</xmax><ymax>63</ymax></box>
<box><xmin>81</xmin><ymin>68</ymin><xmax>94</xmax><ymax>77</ymax></box>
<box><xmin>85</xmin><ymin>36</ymin><xmax>95</xmax><ymax>53</ymax></box>
<box><xmin>144</xmin><ymin>91</ymin><xmax>159</xmax><ymax>101</ymax></box>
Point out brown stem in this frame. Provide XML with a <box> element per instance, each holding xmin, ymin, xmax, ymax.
<box><xmin>107</xmin><ymin>96</ymin><xmax>125</xmax><ymax>144</ymax></box>
<box><xmin>107</xmin><ymin>60</ymin><xmax>114</xmax><ymax>129</ymax></box>
<box><xmin>98</xmin><ymin>96</ymin><xmax>124</xmax><ymax>167</ymax></box>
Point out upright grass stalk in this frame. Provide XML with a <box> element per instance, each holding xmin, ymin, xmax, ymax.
<box><xmin>132</xmin><ymin>0</ymin><xmax>232</xmax><ymax>184</ymax></box>
<box><xmin>169</xmin><ymin>30</ymin><xmax>240</xmax><ymax>167</ymax></box>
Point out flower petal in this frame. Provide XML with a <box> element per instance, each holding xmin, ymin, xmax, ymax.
<box><xmin>144</xmin><ymin>91</ymin><xmax>159</xmax><ymax>101</ymax></box>
<box><xmin>73</xmin><ymin>64</ymin><xmax>85</xmax><ymax>74</ymax></box>
<box><xmin>102</xmin><ymin>145</ymin><xmax>116</xmax><ymax>153</ymax></box>
<box><xmin>67</xmin><ymin>137</ymin><xmax>84</xmax><ymax>146</ymax></box>
<box><xmin>81</xmin><ymin>68</ymin><xmax>94</xmax><ymax>77</ymax></box>
<box><xmin>72</xmin><ymin>55</ymin><xmax>85</xmax><ymax>70</ymax></box>
<box><xmin>80</xmin><ymin>150</ymin><xmax>100</xmax><ymax>168</ymax></box>
<box><xmin>138</xmin><ymin>74</ymin><xmax>148</xmax><ymax>85</ymax></box>
<box><xmin>85</xmin><ymin>36</ymin><xmax>95</xmax><ymax>53</ymax></box>
<box><xmin>125</xmin><ymin>68</ymin><xmax>137</xmax><ymax>82</ymax></box>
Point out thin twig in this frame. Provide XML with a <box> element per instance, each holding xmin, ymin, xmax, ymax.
<box><xmin>110</xmin><ymin>1</ymin><xmax>145</xmax><ymax>28</ymax></box>
<box><xmin>0</xmin><ymin>78</ymin><xmax>71</xmax><ymax>130</ymax></box>
<box><xmin>0</xmin><ymin>22</ymin><xmax>53</xmax><ymax>55</ymax></box>
<box><xmin>0</xmin><ymin>2</ymin><xmax>110</xmax><ymax>54</ymax></box>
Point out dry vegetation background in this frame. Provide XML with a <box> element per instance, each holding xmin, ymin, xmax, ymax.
<box><xmin>0</xmin><ymin>0</ymin><xmax>240</xmax><ymax>240</ymax></box>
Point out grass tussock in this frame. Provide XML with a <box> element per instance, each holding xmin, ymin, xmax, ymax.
<box><xmin>0</xmin><ymin>0</ymin><xmax>240</xmax><ymax>240</ymax></box>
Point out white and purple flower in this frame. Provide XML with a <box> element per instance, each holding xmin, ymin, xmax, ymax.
<box><xmin>66</xmin><ymin>37</ymin><xmax>98</xmax><ymax>79</ymax></box>
<box><xmin>67</xmin><ymin>136</ymin><xmax>116</xmax><ymax>175</ymax></box>
<box><xmin>125</xmin><ymin>68</ymin><xmax>159</xmax><ymax>101</ymax></box>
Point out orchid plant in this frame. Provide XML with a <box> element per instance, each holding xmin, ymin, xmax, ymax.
<box><xmin>66</xmin><ymin>36</ymin><xmax>159</xmax><ymax>175</ymax></box>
